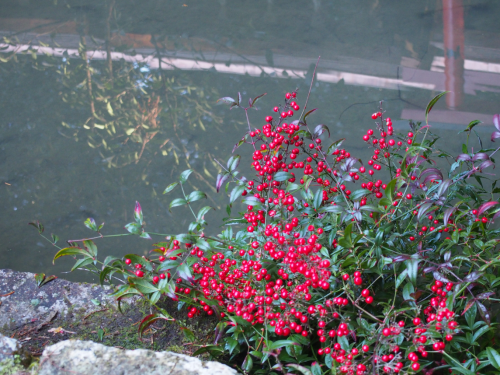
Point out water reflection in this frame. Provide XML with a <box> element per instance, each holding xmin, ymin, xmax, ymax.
<box><xmin>0</xmin><ymin>0</ymin><xmax>499</xmax><ymax>278</ymax></box>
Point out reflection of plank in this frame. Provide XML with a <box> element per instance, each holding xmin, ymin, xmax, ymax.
<box><xmin>401</xmin><ymin>108</ymin><xmax>494</xmax><ymax>126</ymax></box>
<box><xmin>401</xmin><ymin>66</ymin><xmax>500</xmax><ymax>95</ymax></box>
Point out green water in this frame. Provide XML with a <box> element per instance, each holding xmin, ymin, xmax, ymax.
<box><xmin>0</xmin><ymin>0</ymin><xmax>498</xmax><ymax>281</ymax></box>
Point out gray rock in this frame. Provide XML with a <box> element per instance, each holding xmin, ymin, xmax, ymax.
<box><xmin>0</xmin><ymin>334</ymin><xmax>19</xmax><ymax>364</ymax></box>
<box><xmin>0</xmin><ymin>269</ymin><xmax>123</xmax><ymax>330</ymax></box>
<box><xmin>0</xmin><ymin>333</ymin><xmax>32</xmax><ymax>370</ymax></box>
<box><xmin>37</xmin><ymin>340</ymin><xmax>238</xmax><ymax>375</ymax></box>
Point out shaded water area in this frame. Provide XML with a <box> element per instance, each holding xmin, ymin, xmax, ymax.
<box><xmin>0</xmin><ymin>0</ymin><xmax>499</xmax><ymax>281</ymax></box>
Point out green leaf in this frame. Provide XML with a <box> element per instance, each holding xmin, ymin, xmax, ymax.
<box><xmin>227</xmin><ymin>155</ymin><xmax>241</xmax><ymax>171</ymax></box>
<box><xmin>124</xmin><ymin>222</ymin><xmax>142</xmax><ymax>234</ymax></box>
<box><xmin>287</xmin><ymin>364</ymin><xmax>312</xmax><ymax>375</ymax></box>
<box><xmin>486</xmin><ymin>347</ymin><xmax>500</xmax><ymax>370</ymax></box>
<box><xmin>230</xmin><ymin>185</ymin><xmax>246</xmax><ymax>204</ymax></box>
<box><xmin>225</xmin><ymin>337</ymin><xmax>238</xmax><ymax>354</ymax></box>
<box><xmin>97</xmin><ymin>328</ymin><xmax>105</xmax><ymax>342</ymax></box>
<box><xmin>192</xmin><ymin>345</ymin><xmax>224</xmax><ymax>357</ymax></box>
<box><xmin>251</xmin><ymin>93</ymin><xmax>267</xmax><ymax>107</ymax></box>
<box><xmin>179</xmin><ymin>169</ymin><xmax>193</xmax><ymax>184</ymax></box>
<box><xmin>311</xmin><ymin>363</ymin><xmax>322</xmax><ymax>375</ymax></box>
<box><xmin>465</xmin><ymin>302</ymin><xmax>477</xmax><ymax>328</ymax></box>
<box><xmin>53</xmin><ymin>247</ymin><xmax>91</xmax><ymax>264</ymax></box>
<box><xmin>28</xmin><ymin>221</ymin><xmax>44</xmax><ymax>234</ymax></box>
<box><xmin>243</xmin><ymin>355</ymin><xmax>253</xmax><ymax>372</ymax></box>
<box><xmin>51</xmin><ymin>233</ymin><xmax>59</xmax><ymax>244</ymax></box>
<box><xmin>177</xmin><ymin>263</ymin><xmax>194</xmax><ymax>283</ymax></box>
<box><xmin>318</xmin><ymin>205</ymin><xmax>343</xmax><ymax>214</ymax></box>
<box><xmin>405</xmin><ymin>258</ymin><xmax>420</xmax><ymax>286</ymax></box>
<box><xmin>83</xmin><ymin>240</ymin><xmax>97</xmax><ymax>257</ymax></box>
<box><xmin>426</xmin><ymin>91</ymin><xmax>449</xmax><ymax>124</ymax></box>
<box><xmin>465</xmin><ymin>120</ymin><xmax>482</xmax><ymax>132</ymax></box>
<box><xmin>163</xmin><ymin>182</ymin><xmax>178</xmax><ymax>194</ymax></box>
<box><xmin>313</xmin><ymin>189</ymin><xmax>323</xmax><ymax>210</ymax></box>
<box><xmin>349</xmin><ymin>189</ymin><xmax>368</xmax><ymax>201</ymax></box>
<box><xmin>327</xmin><ymin>138</ymin><xmax>346</xmax><ymax>154</ymax></box>
<box><xmin>71</xmin><ymin>257</ymin><xmax>94</xmax><ymax>271</ymax></box>
<box><xmin>395</xmin><ymin>269</ymin><xmax>408</xmax><ymax>289</ymax></box>
<box><xmin>268</xmin><ymin>340</ymin><xmax>296</xmax><ymax>351</ymax></box>
<box><xmin>187</xmin><ymin>190</ymin><xmax>207</xmax><ymax>203</ymax></box>
<box><xmin>169</xmin><ymin>198</ymin><xmax>187</xmax><ymax>211</ymax></box>
<box><xmin>124</xmin><ymin>254</ymin><xmax>153</xmax><ymax>271</ymax></box>
<box><xmin>472</xmin><ymin>324</ymin><xmax>491</xmax><ymax>343</ymax></box>
<box><xmin>242</xmin><ymin>196</ymin><xmax>263</xmax><ymax>209</ymax></box>
<box><xmin>196</xmin><ymin>206</ymin><xmax>213</xmax><ymax>221</ymax></box>
<box><xmin>274</xmin><ymin>171</ymin><xmax>294</xmax><ymax>182</ymax></box>
<box><xmin>402</xmin><ymin>282</ymin><xmax>415</xmax><ymax>301</ymax></box>
<box><xmin>130</xmin><ymin>278</ymin><xmax>159</xmax><ymax>294</ymax></box>
<box><xmin>384</xmin><ymin>178</ymin><xmax>397</xmax><ymax>202</ymax></box>
<box><xmin>84</xmin><ymin>218</ymin><xmax>98</xmax><ymax>231</ymax></box>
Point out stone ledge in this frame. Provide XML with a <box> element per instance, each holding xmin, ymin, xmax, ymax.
<box><xmin>0</xmin><ymin>269</ymin><xmax>120</xmax><ymax>331</ymax></box>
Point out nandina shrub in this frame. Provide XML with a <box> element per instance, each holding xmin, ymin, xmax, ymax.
<box><xmin>33</xmin><ymin>84</ymin><xmax>500</xmax><ymax>374</ymax></box>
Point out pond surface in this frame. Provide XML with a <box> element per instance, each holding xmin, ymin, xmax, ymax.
<box><xmin>0</xmin><ymin>0</ymin><xmax>499</xmax><ymax>281</ymax></box>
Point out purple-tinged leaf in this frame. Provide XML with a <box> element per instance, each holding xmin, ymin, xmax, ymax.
<box><xmin>476</xmin><ymin>292</ymin><xmax>495</xmax><ymax>300</ymax></box>
<box><xmin>463</xmin><ymin>271</ymin><xmax>483</xmax><ymax>283</ymax></box>
<box><xmin>417</xmin><ymin>202</ymin><xmax>433</xmax><ymax>221</ymax></box>
<box><xmin>457</xmin><ymin>154</ymin><xmax>472</xmax><ymax>162</ymax></box>
<box><xmin>420</xmin><ymin>168</ymin><xmax>443</xmax><ymax>184</ymax></box>
<box><xmin>393</xmin><ymin>255</ymin><xmax>411</xmax><ymax>262</ymax></box>
<box><xmin>251</xmin><ymin>93</ymin><xmax>267</xmax><ymax>107</ymax></box>
<box><xmin>177</xmin><ymin>263</ymin><xmax>194</xmax><ymax>284</ymax></box>
<box><xmin>492</xmin><ymin>210</ymin><xmax>500</xmax><ymax>222</ymax></box>
<box><xmin>433</xmin><ymin>271</ymin><xmax>450</xmax><ymax>283</ymax></box>
<box><xmin>423</xmin><ymin>266</ymin><xmax>436</xmax><ymax>274</ymax></box>
<box><xmin>313</xmin><ymin>124</ymin><xmax>330</xmax><ymax>139</ymax></box>
<box><xmin>216</xmin><ymin>173</ymin><xmax>230</xmax><ymax>193</ymax></box>
<box><xmin>494</xmin><ymin>114</ymin><xmax>500</xmax><ymax>131</ymax></box>
<box><xmin>303</xmin><ymin>108</ymin><xmax>318</xmax><ymax>123</ymax></box>
<box><xmin>216</xmin><ymin>97</ymin><xmax>236</xmax><ymax>105</ymax></box>
<box><xmin>477</xmin><ymin>301</ymin><xmax>491</xmax><ymax>325</ymax></box>
<box><xmin>232</xmin><ymin>134</ymin><xmax>248</xmax><ymax>153</ymax></box>
<box><xmin>491</xmin><ymin>131</ymin><xmax>500</xmax><ymax>142</ymax></box>
<box><xmin>472</xmin><ymin>153</ymin><xmax>489</xmax><ymax>161</ymax></box>
<box><xmin>28</xmin><ymin>220</ymin><xmax>44</xmax><ymax>234</ymax></box>
<box><xmin>479</xmin><ymin>160</ymin><xmax>495</xmax><ymax>170</ymax></box>
<box><xmin>461</xmin><ymin>300</ymin><xmax>476</xmax><ymax>316</ymax></box>
<box><xmin>478</xmin><ymin>201</ymin><xmax>498</xmax><ymax>216</ymax></box>
<box><xmin>437</xmin><ymin>179</ymin><xmax>452</xmax><ymax>197</ymax></box>
<box><xmin>443</xmin><ymin>206</ymin><xmax>457</xmax><ymax>226</ymax></box>
<box><xmin>134</xmin><ymin>201</ymin><xmax>143</xmax><ymax>224</ymax></box>
<box><xmin>444</xmin><ymin>251</ymin><xmax>451</xmax><ymax>262</ymax></box>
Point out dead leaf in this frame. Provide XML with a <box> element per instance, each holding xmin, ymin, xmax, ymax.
<box><xmin>48</xmin><ymin>327</ymin><xmax>76</xmax><ymax>335</ymax></box>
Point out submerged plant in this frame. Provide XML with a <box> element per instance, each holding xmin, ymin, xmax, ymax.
<box><xmin>33</xmin><ymin>67</ymin><xmax>500</xmax><ymax>374</ymax></box>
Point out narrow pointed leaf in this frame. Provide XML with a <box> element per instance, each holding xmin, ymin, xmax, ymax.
<box><xmin>425</xmin><ymin>91</ymin><xmax>448</xmax><ymax>124</ymax></box>
<box><xmin>163</xmin><ymin>182</ymin><xmax>178</xmax><ymax>194</ymax></box>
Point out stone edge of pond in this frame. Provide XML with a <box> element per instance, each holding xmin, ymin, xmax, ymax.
<box><xmin>0</xmin><ymin>269</ymin><xmax>123</xmax><ymax>331</ymax></box>
<box><xmin>0</xmin><ymin>269</ymin><xmax>230</xmax><ymax>373</ymax></box>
